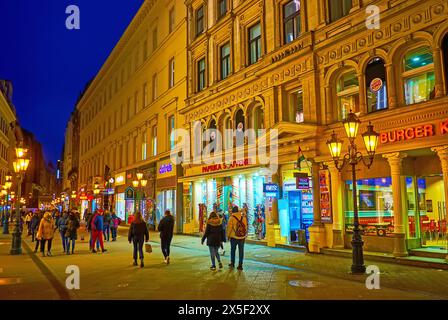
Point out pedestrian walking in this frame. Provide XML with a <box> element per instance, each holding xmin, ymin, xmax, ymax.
<box><xmin>226</xmin><ymin>205</ymin><xmax>248</xmax><ymax>271</ymax></box>
<box><xmin>110</xmin><ymin>212</ymin><xmax>121</xmax><ymax>241</ymax></box>
<box><xmin>103</xmin><ymin>210</ymin><xmax>111</xmax><ymax>242</ymax></box>
<box><xmin>2</xmin><ymin>211</ymin><xmax>10</xmax><ymax>234</ymax></box>
<box><xmin>58</xmin><ymin>212</ymin><xmax>69</xmax><ymax>252</ymax></box>
<box><xmin>65</xmin><ymin>211</ymin><xmax>80</xmax><ymax>254</ymax></box>
<box><xmin>34</xmin><ymin>211</ymin><xmax>44</xmax><ymax>252</ymax></box>
<box><xmin>36</xmin><ymin>212</ymin><xmax>55</xmax><ymax>257</ymax></box>
<box><xmin>25</xmin><ymin>212</ymin><xmax>32</xmax><ymax>235</ymax></box>
<box><xmin>158</xmin><ymin>209</ymin><xmax>174</xmax><ymax>264</ymax></box>
<box><xmin>128</xmin><ymin>211</ymin><xmax>149</xmax><ymax>268</ymax></box>
<box><xmin>90</xmin><ymin>210</ymin><xmax>107</xmax><ymax>253</ymax></box>
<box><xmin>29</xmin><ymin>211</ymin><xmax>39</xmax><ymax>242</ymax></box>
<box><xmin>86</xmin><ymin>210</ymin><xmax>100</xmax><ymax>251</ymax></box>
<box><xmin>201</xmin><ymin>211</ymin><xmax>226</xmax><ymax>271</ymax></box>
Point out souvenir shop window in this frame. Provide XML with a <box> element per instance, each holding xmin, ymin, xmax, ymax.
<box><xmin>344</xmin><ymin>177</ymin><xmax>395</xmax><ymax>237</ymax></box>
<box><xmin>403</xmin><ymin>46</ymin><xmax>435</xmax><ymax>105</ymax></box>
<box><xmin>365</xmin><ymin>57</ymin><xmax>388</xmax><ymax>113</ymax></box>
<box><xmin>336</xmin><ymin>70</ymin><xmax>359</xmax><ymax>121</ymax></box>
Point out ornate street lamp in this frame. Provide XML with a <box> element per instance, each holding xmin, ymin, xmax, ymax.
<box><xmin>131</xmin><ymin>171</ymin><xmax>146</xmax><ymax>213</ymax></box>
<box><xmin>326</xmin><ymin>111</ymin><xmax>379</xmax><ymax>274</ymax></box>
<box><xmin>10</xmin><ymin>144</ymin><xmax>30</xmax><ymax>255</ymax></box>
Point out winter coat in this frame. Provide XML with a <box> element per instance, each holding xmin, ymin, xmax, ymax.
<box><xmin>158</xmin><ymin>215</ymin><xmax>174</xmax><ymax>240</ymax></box>
<box><xmin>65</xmin><ymin>216</ymin><xmax>80</xmax><ymax>240</ymax></box>
<box><xmin>30</xmin><ymin>215</ymin><xmax>40</xmax><ymax>230</ymax></box>
<box><xmin>85</xmin><ymin>213</ymin><xmax>93</xmax><ymax>230</ymax></box>
<box><xmin>91</xmin><ymin>214</ymin><xmax>104</xmax><ymax>232</ymax></box>
<box><xmin>201</xmin><ymin>217</ymin><xmax>226</xmax><ymax>247</ymax></box>
<box><xmin>37</xmin><ymin>214</ymin><xmax>55</xmax><ymax>240</ymax></box>
<box><xmin>103</xmin><ymin>214</ymin><xmax>112</xmax><ymax>227</ymax></box>
<box><xmin>226</xmin><ymin>211</ymin><xmax>248</xmax><ymax>240</ymax></box>
<box><xmin>128</xmin><ymin>221</ymin><xmax>149</xmax><ymax>242</ymax></box>
<box><xmin>111</xmin><ymin>214</ymin><xmax>121</xmax><ymax>229</ymax></box>
<box><xmin>58</xmin><ymin>215</ymin><xmax>68</xmax><ymax>232</ymax></box>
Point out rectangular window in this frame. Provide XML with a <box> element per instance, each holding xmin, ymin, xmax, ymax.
<box><xmin>169</xmin><ymin>7</ymin><xmax>175</xmax><ymax>33</ymax></box>
<box><xmin>329</xmin><ymin>0</ymin><xmax>352</xmax><ymax>22</ymax></box>
<box><xmin>169</xmin><ymin>58</ymin><xmax>175</xmax><ymax>88</ymax></box>
<box><xmin>142</xmin><ymin>133</ymin><xmax>147</xmax><ymax>161</ymax></box>
<box><xmin>196</xmin><ymin>6</ymin><xmax>204</xmax><ymax>36</ymax></box>
<box><xmin>404</xmin><ymin>72</ymin><xmax>435</xmax><ymax>105</ymax></box>
<box><xmin>337</xmin><ymin>71</ymin><xmax>359</xmax><ymax>120</ymax></box>
<box><xmin>152</xmin><ymin>126</ymin><xmax>158</xmax><ymax>156</ymax></box>
<box><xmin>152</xmin><ymin>73</ymin><xmax>158</xmax><ymax>101</ymax></box>
<box><xmin>134</xmin><ymin>91</ymin><xmax>139</xmax><ymax>114</ymax></box>
<box><xmin>197</xmin><ymin>58</ymin><xmax>206</xmax><ymax>91</ymax></box>
<box><xmin>168</xmin><ymin>115</ymin><xmax>175</xmax><ymax>150</ymax></box>
<box><xmin>152</xmin><ymin>27</ymin><xmax>158</xmax><ymax>52</ymax></box>
<box><xmin>284</xmin><ymin>0</ymin><xmax>301</xmax><ymax>44</ymax></box>
<box><xmin>249</xmin><ymin>23</ymin><xmax>262</xmax><ymax>65</ymax></box>
<box><xmin>217</xmin><ymin>0</ymin><xmax>227</xmax><ymax>19</ymax></box>
<box><xmin>143</xmin><ymin>82</ymin><xmax>148</xmax><ymax>107</ymax></box>
<box><xmin>286</xmin><ymin>87</ymin><xmax>305</xmax><ymax>123</ymax></box>
<box><xmin>220</xmin><ymin>42</ymin><xmax>231</xmax><ymax>80</ymax></box>
<box><xmin>143</xmin><ymin>39</ymin><xmax>148</xmax><ymax>60</ymax></box>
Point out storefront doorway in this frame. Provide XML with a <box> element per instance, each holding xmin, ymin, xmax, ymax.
<box><xmin>156</xmin><ymin>189</ymin><xmax>176</xmax><ymax>228</ymax></box>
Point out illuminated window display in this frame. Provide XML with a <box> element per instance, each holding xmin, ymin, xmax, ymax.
<box><xmin>345</xmin><ymin>177</ymin><xmax>394</xmax><ymax>236</ymax></box>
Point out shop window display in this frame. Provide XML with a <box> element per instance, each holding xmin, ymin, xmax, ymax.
<box><xmin>344</xmin><ymin>177</ymin><xmax>394</xmax><ymax>236</ymax></box>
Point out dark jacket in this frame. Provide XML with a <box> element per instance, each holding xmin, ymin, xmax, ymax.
<box><xmin>128</xmin><ymin>221</ymin><xmax>149</xmax><ymax>242</ymax></box>
<box><xmin>158</xmin><ymin>215</ymin><xmax>174</xmax><ymax>240</ymax></box>
<box><xmin>65</xmin><ymin>216</ymin><xmax>80</xmax><ymax>239</ymax></box>
<box><xmin>201</xmin><ymin>217</ymin><xmax>226</xmax><ymax>247</ymax></box>
<box><xmin>30</xmin><ymin>215</ymin><xmax>40</xmax><ymax>230</ymax></box>
<box><xmin>91</xmin><ymin>214</ymin><xmax>104</xmax><ymax>232</ymax></box>
<box><xmin>58</xmin><ymin>214</ymin><xmax>68</xmax><ymax>232</ymax></box>
<box><xmin>103</xmin><ymin>213</ymin><xmax>112</xmax><ymax>227</ymax></box>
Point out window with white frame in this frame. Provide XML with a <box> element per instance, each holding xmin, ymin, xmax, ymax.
<box><xmin>248</xmin><ymin>23</ymin><xmax>262</xmax><ymax>65</ymax></box>
<box><xmin>220</xmin><ymin>42</ymin><xmax>231</xmax><ymax>80</ymax></box>
<box><xmin>336</xmin><ymin>70</ymin><xmax>359</xmax><ymax>120</ymax></box>
<box><xmin>283</xmin><ymin>0</ymin><xmax>301</xmax><ymax>44</ymax></box>
<box><xmin>196</xmin><ymin>6</ymin><xmax>205</xmax><ymax>36</ymax></box>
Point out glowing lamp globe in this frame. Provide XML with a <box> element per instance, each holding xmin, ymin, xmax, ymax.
<box><xmin>342</xmin><ymin>111</ymin><xmax>360</xmax><ymax>139</ymax></box>
<box><xmin>326</xmin><ymin>131</ymin><xmax>343</xmax><ymax>160</ymax></box>
<box><xmin>136</xmin><ymin>172</ymin><xmax>143</xmax><ymax>180</ymax></box>
<box><xmin>15</xmin><ymin>147</ymin><xmax>28</xmax><ymax>158</ymax></box>
<box><xmin>362</xmin><ymin>122</ymin><xmax>379</xmax><ymax>157</ymax></box>
<box><xmin>132</xmin><ymin>180</ymin><xmax>139</xmax><ymax>188</ymax></box>
<box><xmin>140</xmin><ymin>179</ymin><xmax>148</xmax><ymax>187</ymax></box>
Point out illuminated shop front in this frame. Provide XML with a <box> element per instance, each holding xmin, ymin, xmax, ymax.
<box><xmin>155</xmin><ymin>159</ymin><xmax>180</xmax><ymax>231</ymax></box>
<box><xmin>114</xmin><ymin>171</ymin><xmax>126</xmax><ymax>221</ymax></box>
<box><xmin>182</xmin><ymin>159</ymin><xmax>269</xmax><ymax>238</ymax></box>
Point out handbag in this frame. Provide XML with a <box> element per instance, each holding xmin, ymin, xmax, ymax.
<box><xmin>145</xmin><ymin>243</ymin><xmax>152</xmax><ymax>253</ymax></box>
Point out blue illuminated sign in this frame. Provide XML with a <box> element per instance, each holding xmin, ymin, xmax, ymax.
<box><xmin>263</xmin><ymin>183</ymin><xmax>279</xmax><ymax>197</ymax></box>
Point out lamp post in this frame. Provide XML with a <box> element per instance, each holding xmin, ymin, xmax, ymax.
<box><xmin>10</xmin><ymin>145</ymin><xmax>30</xmax><ymax>255</ymax></box>
<box><xmin>132</xmin><ymin>171</ymin><xmax>147</xmax><ymax>214</ymax></box>
<box><xmin>326</xmin><ymin>111</ymin><xmax>379</xmax><ymax>274</ymax></box>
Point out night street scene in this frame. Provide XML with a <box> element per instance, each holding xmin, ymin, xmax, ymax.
<box><xmin>1</xmin><ymin>0</ymin><xmax>448</xmax><ymax>313</ymax></box>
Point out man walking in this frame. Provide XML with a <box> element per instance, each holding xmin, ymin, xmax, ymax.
<box><xmin>158</xmin><ymin>209</ymin><xmax>174</xmax><ymax>264</ymax></box>
<box><xmin>90</xmin><ymin>210</ymin><xmax>107</xmax><ymax>253</ymax></box>
<box><xmin>226</xmin><ymin>205</ymin><xmax>248</xmax><ymax>271</ymax></box>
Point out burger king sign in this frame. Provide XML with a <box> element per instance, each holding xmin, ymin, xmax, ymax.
<box><xmin>370</xmin><ymin>78</ymin><xmax>383</xmax><ymax>93</ymax></box>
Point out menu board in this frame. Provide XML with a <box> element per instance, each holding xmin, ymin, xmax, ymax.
<box><xmin>319</xmin><ymin>170</ymin><xmax>332</xmax><ymax>223</ymax></box>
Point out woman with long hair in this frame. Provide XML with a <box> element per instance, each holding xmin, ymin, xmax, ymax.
<box><xmin>128</xmin><ymin>211</ymin><xmax>149</xmax><ymax>267</ymax></box>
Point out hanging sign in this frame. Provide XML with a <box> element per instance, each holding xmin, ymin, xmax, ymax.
<box><xmin>319</xmin><ymin>170</ymin><xmax>332</xmax><ymax>223</ymax></box>
<box><xmin>263</xmin><ymin>183</ymin><xmax>279</xmax><ymax>198</ymax></box>
<box><xmin>294</xmin><ymin>172</ymin><xmax>310</xmax><ymax>190</ymax></box>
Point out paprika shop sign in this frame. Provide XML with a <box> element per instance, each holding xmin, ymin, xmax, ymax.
<box><xmin>380</xmin><ymin>119</ymin><xmax>448</xmax><ymax>144</ymax></box>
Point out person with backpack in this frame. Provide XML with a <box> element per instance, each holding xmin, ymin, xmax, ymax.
<box><xmin>201</xmin><ymin>211</ymin><xmax>226</xmax><ymax>270</ymax></box>
<box><xmin>158</xmin><ymin>209</ymin><xmax>174</xmax><ymax>264</ymax></box>
<box><xmin>65</xmin><ymin>211</ymin><xmax>80</xmax><ymax>254</ymax></box>
<box><xmin>226</xmin><ymin>205</ymin><xmax>248</xmax><ymax>271</ymax></box>
<box><xmin>128</xmin><ymin>211</ymin><xmax>149</xmax><ymax>268</ymax></box>
<box><xmin>90</xmin><ymin>210</ymin><xmax>107</xmax><ymax>253</ymax></box>
<box><xmin>110</xmin><ymin>212</ymin><xmax>121</xmax><ymax>241</ymax></box>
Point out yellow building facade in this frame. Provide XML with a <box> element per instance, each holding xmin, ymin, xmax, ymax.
<box><xmin>75</xmin><ymin>0</ymin><xmax>187</xmax><ymax>229</ymax></box>
<box><xmin>0</xmin><ymin>81</ymin><xmax>17</xmax><ymax>189</ymax></box>
<box><xmin>179</xmin><ymin>0</ymin><xmax>448</xmax><ymax>259</ymax></box>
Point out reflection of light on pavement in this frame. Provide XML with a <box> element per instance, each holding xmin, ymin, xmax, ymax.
<box><xmin>118</xmin><ymin>283</ymin><xmax>129</xmax><ymax>288</ymax></box>
<box><xmin>0</xmin><ymin>277</ymin><xmax>22</xmax><ymax>285</ymax></box>
<box><xmin>288</xmin><ymin>280</ymin><xmax>323</xmax><ymax>288</ymax></box>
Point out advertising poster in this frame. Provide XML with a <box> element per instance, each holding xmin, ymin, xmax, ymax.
<box><xmin>319</xmin><ymin>169</ymin><xmax>332</xmax><ymax>223</ymax></box>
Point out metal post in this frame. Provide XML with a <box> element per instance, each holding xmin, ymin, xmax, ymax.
<box><xmin>10</xmin><ymin>175</ymin><xmax>22</xmax><ymax>255</ymax></box>
<box><xmin>350</xmin><ymin>162</ymin><xmax>365</xmax><ymax>273</ymax></box>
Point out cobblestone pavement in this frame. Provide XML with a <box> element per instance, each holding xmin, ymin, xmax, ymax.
<box><xmin>1</xmin><ymin>226</ymin><xmax>448</xmax><ymax>300</ymax></box>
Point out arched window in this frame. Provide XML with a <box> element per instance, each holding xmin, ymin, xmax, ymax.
<box><xmin>222</xmin><ymin>115</ymin><xmax>232</xmax><ymax>150</ymax></box>
<box><xmin>235</xmin><ymin>109</ymin><xmax>245</xmax><ymax>147</ymax></box>
<box><xmin>442</xmin><ymin>34</ymin><xmax>448</xmax><ymax>93</ymax></box>
<box><xmin>365</xmin><ymin>58</ymin><xmax>388</xmax><ymax>113</ymax></box>
<box><xmin>252</xmin><ymin>106</ymin><xmax>264</xmax><ymax>137</ymax></box>
<box><xmin>403</xmin><ymin>46</ymin><xmax>435</xmax><ymax>105</ymax></box>
<box><xmin>336</xmin><ymin>70</ymin><xmax>359</xmax><ymax>120</ymax></box>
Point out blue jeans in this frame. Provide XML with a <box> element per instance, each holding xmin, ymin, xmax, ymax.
<box><xmin>133</xmin><ymin>238</ymin><xmax>144</xmax><ymax>260</ymax></box>
<box><xmin>161</xmin><ymin>237</ymin><xmax>172</xmax><ymax>258</ymax></box>
<box><xmin>230</xmin><ymin>238</ymin><xmax>245</xmax><ymax>266</ymax></box>
<box><xmin>111</xmin><ymin>227</ymin><xmax>117</xmax><ymax>240</ymax></box>
<box><xmin>60</xmin><ymin>230</ymin><xmax>67</xmax><ymax>251</ymax></box>
<box><xmin>208</xmin><ymin>246</ymin><xmax>221</xmax><ymax>267</ymax></box>
<box><xmin>65</xmin><ymin>237</ymin><xmax>76</xmax><ymax>253</ymax></box>
<box><xmin>103</xmin><ymin>225</ymin><xmax>110</xmax><ymax>241</ymax></box>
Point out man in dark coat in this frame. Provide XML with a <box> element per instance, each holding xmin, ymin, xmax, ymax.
<box><xmin>158</xmin><ymin>209</ymin><xmax>174</xmax><ymax>264</ymax></box>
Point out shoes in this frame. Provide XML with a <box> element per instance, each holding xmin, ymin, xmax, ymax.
<box><xmin>47</xmin><ymin>251</ymin><xmax>52</xmax><ymax>257</ymax></box>
<box><xmin>237</xmin><ymin>265</ymin><xmax>243</xmax><ymax>271</ymax></box>
<box><xmin>210</xmin><ymin>266</ymin><xmax>216</xmax><ymax>271</ymax></box>
<box><xmin>166</xmin><ymin>256</ymin><xmax>170</xmax><ymax>265</ymax></box>
<box><xmin>140</xmin><ymin>260</ymin><xmax>144</xmax><ymax>268</ymax></box>
<box><xmin>66</xmin><ymin>251</ymin><xmax>70</xmax><ymax>255</ymax></box>
<box><xmin>228</xmin><ymin>263</ymin><xmax>234</xmax><ymax>269</ymax></box>
<box><xmin>92</xmin><ymin>249</ymin><xmax>97</xmax><ymax>253</ymax></box>
<box><xmin>102</xmin><ymin>249</ymin><xmax>107</xmax><ymax>253</ymax></box>
<box><xmin>133</xmin><ymin>260</ymin><xmax>138</xmax><ymax>266</ymax></box>
<box><xmin>219</xmin><ymin>262</ymin><xmax>223</xmax><ymax>269</ymax></box>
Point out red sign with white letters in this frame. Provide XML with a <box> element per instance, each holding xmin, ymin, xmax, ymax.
<box><xmin>379</xmin><ymin>119</ymin><xmax>448</xmax><ymax>144</ymax></box>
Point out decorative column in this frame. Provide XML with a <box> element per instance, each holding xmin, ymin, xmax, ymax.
<box><xmin>358</xmin><ymin>72</ymin><xmax>367</xmax><ymax>115</ymax></box>
<box><xmin>326</xmin><ymin>161</ymin><xmax>344</xmax><ymax>249</ymax></box>
<box><xmin>383</xmin><ymin>152</ymin><xmax>408</xmax><ymax>257</ymax></box>
<box><xmin>431</xmin><ymin>146</ymin><xmax>448</xmax><ymax>261</ymax></box>
<box><xmin>308</xmin><ymin>160</ymin><xmax>326</xmax><ymax>253</ymax></box>
<box><xmin>433</xmin><ymin>48</ymin><xmax>445</xmax><ymax>98</ymax></box>
<box><xmin>245</xmin><ymin>174</ymin><xmax>254</xmax><ymax>235</ymax></box>
<box><xmin>385</xmin><ymin>63</ymin><xmax>398</xmax><ymax>108</ymax></box>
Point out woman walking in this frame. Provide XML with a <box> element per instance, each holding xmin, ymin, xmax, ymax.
<box><xmin>128</xmin><ymin>212</ymin><xmax>149</xmax><ymax>268</ymax></box>
<box><xmin>158</xmin><ymin>210</ymin><xmax>174</xmax><ymax>264</ymax></box>
<box><xmin>201</xmin><ymin>211</ymin><xmax>226</xmax><ymax>270</ymax></box>
<box><xmin>65</xmin><ymin>211</ymin><xmax>80</xmax><ymax>254</ymax></box>
<box><xmin>36</xmin><ymin>212</ymin><xmax>55</xmax><ymax>257</ymax></box>
<box><xmin>58</xmin><ymin>212</ymin><xmax>69</xmax><ymax>252</ymax></box>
